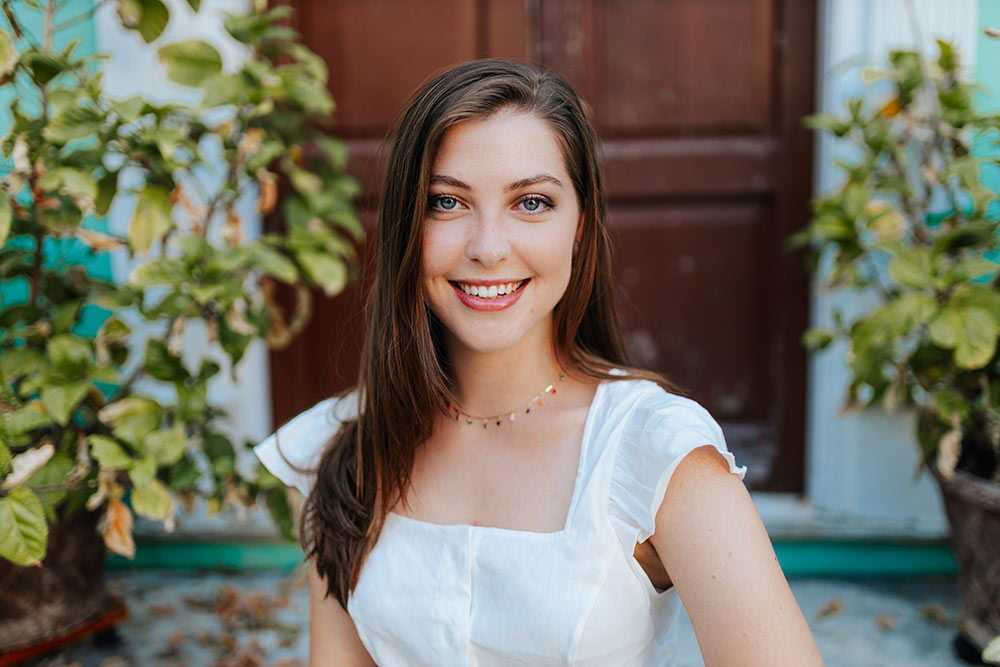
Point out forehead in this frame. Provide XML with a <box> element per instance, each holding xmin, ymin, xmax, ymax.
<box><xmin>431</xmin><ymin>110</ymin><xmax>570</xmax><ymax>185</ymax></box>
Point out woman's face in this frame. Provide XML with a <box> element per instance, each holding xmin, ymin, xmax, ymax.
<box><xmin>421</xmin><ymin>110</ymin><xmax>581</xmax><ymax>358</ymax></box>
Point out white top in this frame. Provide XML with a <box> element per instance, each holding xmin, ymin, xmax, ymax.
<box><xmin>255</xmin><ymin>376</ymin><xmax>747</xmax><ymax>666</ymax></box>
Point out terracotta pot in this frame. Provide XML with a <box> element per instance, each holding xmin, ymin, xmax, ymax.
<box><xmin>0</xmin><ymin>509</ymin><xmax>116</xmax><ymax>654</ymax></box>
<box><xmin>930</xmin><ymin>465</ymin><xmax>1000</xmax><ymax>653</ymax></box>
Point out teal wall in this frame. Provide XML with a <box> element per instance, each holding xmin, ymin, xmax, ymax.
<box><xmin>0</xmin><ymin>0</ymin><xmax>110</xmax><ymax>338</ymax></box>
<box><xmin>978</xmin><ymin>0</ymin><xmax>1000</xmax><ymax>211</ymax></box>
<box><xmin>105</xmin><ymin>538</ymin><xmax>958</xmax><ymax>577</ymax></box>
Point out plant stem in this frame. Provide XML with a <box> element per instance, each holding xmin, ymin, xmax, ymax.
<box><xmin>43</xmin><ymin>0</ymin><xmax>54</xmax><ymax>50</ymax></box>
<box><xmin>1</xmin><ymin>0</ymin><xmax>22</xmax><ymax>39</ymax></box>
<box><xmin>52</xmin><ymin>0</ymin><xmax>112</xmax><ymax>32</ymax></box>
<box><xmin>0</xmin><ymin>479</ymin><xmax>97</xmax><ymax>497</ymax></box>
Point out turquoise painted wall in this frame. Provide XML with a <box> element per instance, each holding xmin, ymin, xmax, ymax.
<box><xmin>0</xmin><ymin>0</ymin><xmax>110</xmax><ymax>338</ymax></box>
<box><xmin>978</xmin><ymin>0</ymin><xmax>1000</xmax><ymax>209</ymax></box>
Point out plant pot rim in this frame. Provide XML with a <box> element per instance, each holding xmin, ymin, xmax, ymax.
<box><xmin>929</xmin><ymin>463</ymin><xmax>1000</xmax><ymax>512</ymax></box>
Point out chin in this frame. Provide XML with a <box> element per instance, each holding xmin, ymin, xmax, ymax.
<box><xmin>448</xmin><ymin>325</ymin><xmax>528</xmax><ymax>354</ymax></box>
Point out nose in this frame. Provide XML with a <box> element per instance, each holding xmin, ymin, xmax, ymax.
<box><xmin>464</xmin><ymin>209</ymin><xmax>510</xmax><ymax>267</ymax></box>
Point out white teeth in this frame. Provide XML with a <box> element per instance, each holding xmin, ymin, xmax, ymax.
<box><xmin>458</xmin><ymin>280</ymin><xmax>524</xmax><ymax>299</ymax></box>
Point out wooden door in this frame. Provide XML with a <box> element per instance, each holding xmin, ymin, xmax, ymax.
<box><xmin>269</xmin><ymin>0</ymin><xmax>816</xmax><ymax>492</ymax></box>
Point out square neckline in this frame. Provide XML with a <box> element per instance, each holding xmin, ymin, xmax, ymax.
<box><xmin>387</xmin><ymin>378</ymin><xmax>608</xmax><ymax>538</ymax></box>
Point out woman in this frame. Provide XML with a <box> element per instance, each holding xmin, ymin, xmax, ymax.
<box><xmin>255</xmin><ymin>59</ymin><xmax>823</xmax><ymax>666</ymax></box>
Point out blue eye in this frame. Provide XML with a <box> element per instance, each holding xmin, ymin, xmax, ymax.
<box><xmin>430</xmin><ymin>195</ymin><xmax>460</xmax><ymax>212</ymax></box>
<box><xmin>518</xmin><ymin>195</ymin><xmax>553</xmax><ymax>214</ymax></box>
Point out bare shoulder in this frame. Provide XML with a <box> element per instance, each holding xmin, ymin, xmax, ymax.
<box><xmin>650</xmin><ymin>445</ymin><xmax>824</xmax><ymax>666</ymax></box>
<box><xmin>308</xmin><ymin>562</ymin><xmax>377</xmax><ymax>667</ymax></box>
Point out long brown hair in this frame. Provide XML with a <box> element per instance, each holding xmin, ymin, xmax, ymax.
<box><xmin>293</xmin><ymin>59</ymin><xmax>683</xmax><ymax>607</ymax></box>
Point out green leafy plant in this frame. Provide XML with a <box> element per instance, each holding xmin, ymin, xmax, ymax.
<box><xmin>0</xmin><ymin>0</ymin><xmax>361</xmax><ymax>565</ymax></box>
<box><xmin>789</xmin><ymin>39</ymin><xmax>1000</xmax><ymax>485</ymax></box>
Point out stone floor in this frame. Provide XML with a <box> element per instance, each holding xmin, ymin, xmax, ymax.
<box><xmin>17</xmin><ymin>571</ymin><xmax>977</xmax><ymax>666</ymax></box>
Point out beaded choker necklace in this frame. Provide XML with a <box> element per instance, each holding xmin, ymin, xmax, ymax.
<box><xmin>447</xmin><ymin>374</ymin><xmax>566</xmax><ymax>429</ymax></box>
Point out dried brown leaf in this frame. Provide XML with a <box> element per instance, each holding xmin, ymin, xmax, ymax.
<box><xmin>919</xmin><ymin>602</ymin><xmax>952</xmax><ymax>627</ymax></box>
<box><xmin>816</xmin><ymin>597</ymin><xmax>844</xmax><ymax>620</ymax></box>
<box><xmin>876</xmin><ymin>612</ymin><xmax>897</xmax><ymax>631</ymax></box>
<box><xmin>257</xmin><ymin>169</ymin><xmax>278</xmax><ymax>215</ymax></box>
<box><xmin>100</xmin><ymin>497</ymin><xmax>135</xmax><ymax>559</ymax></box>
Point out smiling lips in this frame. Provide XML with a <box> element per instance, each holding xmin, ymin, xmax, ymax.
<box><xmin>450</xmin><ymin>279</ymin><xmax>529</xmax><ymax>312</ymax></box>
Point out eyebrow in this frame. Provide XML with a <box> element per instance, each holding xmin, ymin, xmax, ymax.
<box><xmin>428</xmin><ymin>173</ymin><xmax>565</xmax><ymax>192</ymax></box>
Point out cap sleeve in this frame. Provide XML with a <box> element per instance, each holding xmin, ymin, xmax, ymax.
<box><xmin>253</xmin><ymin>392</ymin><xmax>359</xmax><ymax>497</ymax></box>
<box><xmin>608</xmin><ymin>388</ymin><xmax>747</xmax><ymax>544</ymax></box>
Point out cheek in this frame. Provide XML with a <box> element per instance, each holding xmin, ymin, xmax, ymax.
<box><xmin>420</xmin><ymin>225</ymin><xmax>455</xmax><ymax>280</ymax></box>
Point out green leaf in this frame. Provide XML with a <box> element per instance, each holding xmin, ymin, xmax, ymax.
<box><xmin>130</xmin><ymin>477</ymin><xmax>172</xmax><ymax>520</ymax></box>
<box><xmin>287</xmin><ymin>164</ymin><xmax>322</xmax><ymax>195</ymax></box>
<box><xmin>0</xmin><ymin>487</ymin><xmax>48</xmax><ymax>566</ymax></box>
<box><xmin>51</xmin><ymin>300</ymin><xmax>82</xmax><ymax>334</ymax></box>
<box><xmin>948</xmin><ymin>257</ymin><xmax>1000</xmax><ymax>282</ymax></box>
<box><xmin>266</xmin><ymin>488</ymin><xmax>294</xmax><ymax>541</ymax></box>
<box><xmin>0</xmin><ymin>198</ymin><xmax>11</xmax><ymax>246</ymax></box>
<box><xmin>933</xmin><ymin>219</ymin><xmax>1000</xmax><ymax>254</ymax></box>
<box><xmin>95</xmin><ymin>171</ymin><xmax>119</xmax><ymax>217</ymax></box>
<box><xmin>2</xmin><ymin>403</ymin><xmax>53</xmax><ymax>437</ymax></box>
<box><xmin>41</xmin><ymin>381</ymin><xmax>91</xmax><ymax>425</ymax></box>
<box><xmin>297</xmin><ymin>251</ymin><xmax>346</xmax><ymax>296</ymax></box>
<box><xmin>223</xmin><ymin>6</ymin><xmax>294</xmax><ymax>44</ymax></box>
<box><xmin>0</xmin><ymin>444</ymin><xmax>10</xmax><ymax>478</ymax></box>
<box><xmin>144</xmin><ymin>339</ymin><xmax>188</xmax><ymax>382</ymax></box>
<box><xmin>128</xmin><ymin>257</ymin><xmax>187</xmax><ymax>287</ymax></box>
<box><xmin>142</xmin><ymin>424</ymin><xmax>186</xmax><ymax>466</ymax></box>
<box><xmin>936</xmin><ymin>39</ymin><xmax>958</xmax><ymax>72</ymax></box>
<box><xmin>809</xmin><ymin>213</ymin><xmax>856</xmax><ymax>243</ymax></box>
<box><xmin>805</xmin><ymin>112</ymin><xmax>851</xmax><ymax>137</ymax></box>
<box><xmin>257</xmin><ymin>462</ymin><xmax>283</xmax><ymax>490</ymax></box>
<box><xmin>166</xmin><ymin>455</ymin><xmax>201</xmax><ymax>491</ymax></box>
<box><xmin>952</xmin><ymin>284</ymin><xmax>1000</xmax><ymax>323</ymax></box>
<box><xmin>802</xmin><ymin>327</ymin><xmax>835</xmax><ymax>351</ymax></box>
<box><xmin>158</xmin><ymin>40</ymin><xmax>222</xmax><ymax>87</ymax></box>
<box><xmin>98</xmin><ymin>397</ymin><xmax>162</xmax><ymax>448</ymax></box>
<box><xmin>38</xmin><ymin>167</ymin><xmax>97</xmax><ymax>203</ymax></box>
<box><xmin>315</xmin><ymin>136</ymin><xmax>349</xmax><ymax>171</ymax></box>
<box><xmin>842</xmin><ymin>183</ymin><xmax>868</xmax><ymax>220</ymax></box>
<box><xmin>0</xmin><ymin>443</ymin><xmax>10</xmax><ymax>478</ymax></box>
<box><xmin>186</xmin><ymin>0</ymin><xmax>201</xmax><ymax>11</ymax></box>
<box><xmin>115</xmin><ymin>0</ymin><xmax>169</xmax><ymax>43</ymax></box>
<box><xmin>0</xmin><ymin>28</ymin><xmax>17</xmax><ymax>79</ymax></box>
<box><xmin>20</xmin><ymin>50</ymin><xmax>64</xmax><ymax>85</ymax></box>
<box><xmin>88</xmin><ymin>435</ymin><xmax>135</xmax><ymax>470</ymax></box>
<box><xmin>888</xmin><ymin>246</ymin><xmax>935</xmax><ymax>289</ymax></box>
<box><xmin>203</xmin><ymin>432</ymin><xmax>234</xmax><ymax>479</ymax></box>
<box><xmin>43</xmin><ymin>105</ymin><xmax>105</xmax><ymax>143</ymax></box>
<box><xmin>47</xmin><ymin>334</ymin><xmax>93</xmax><ymax>378</ymax></box>
<box><xmin>947</xmin><ymin>156</ymin><xmax>981</xmax><ymax>190</ymax></box>
<box><xmin>111</xmin><ymin>96</ymin><xmax>145</xmax><ymax>123</ymax></box>
<box><xmin>128</xmin><ymin>186</ymin><xmax>172</xmax><ymax>253</ymax></box>
<box><xmin>929</xmin><ymin>305</ymin><xmax>999</xmax><ymax>369</ymax></box>
<box><xmin>26</xmin><ymin>453</ymin><xmax>73</xmax><ymax>522</ymax></box>
<box><xmin>248</xmin><ymin>245</ymin><xmax>298</xmax><ymax>283</ymax></box>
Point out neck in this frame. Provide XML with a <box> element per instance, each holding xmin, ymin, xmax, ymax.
<box><xmin>446</xmin><ymin>322</ymin><xmax>567</xmax><ymax>418</ymax></box>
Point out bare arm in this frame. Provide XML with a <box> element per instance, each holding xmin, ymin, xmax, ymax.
<box><xmin>649</xmin><ymin>445</ymin><xmax>824</xmax><ymax>667</ymax></box>
<box><xmin>308</xmin><ymin>561</ymin><xmax>377</xmax><ymax>667</ymax></box>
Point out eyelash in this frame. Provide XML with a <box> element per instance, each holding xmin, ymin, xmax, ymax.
<box><xmin>427</xmin><ymin>194</ymin><xmax>556</xmax><ymax>215</ymax></box>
